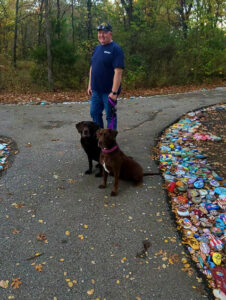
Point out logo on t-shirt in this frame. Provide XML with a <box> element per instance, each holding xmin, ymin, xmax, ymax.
<box><xmin>104</xmin><ymin>51</ymin><xmax>111</xmax><ymax>54</ymax></box>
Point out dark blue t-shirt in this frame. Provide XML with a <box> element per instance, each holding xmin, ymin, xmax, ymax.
<box><xmin>91</xmin><ymin>41</ymin><xmax>124</xmax><ymax>94</ymax></box>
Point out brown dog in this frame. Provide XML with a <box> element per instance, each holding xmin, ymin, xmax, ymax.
<box><xmin>96</xmin><ymin>129</ymin><xmax>155</xmax><ymax>196</ymax></box>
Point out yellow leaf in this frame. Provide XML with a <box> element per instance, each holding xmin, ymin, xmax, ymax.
<box><xmin>78</xmin><ymin>234</ymin><xmax>84</xmax><ymax>240</ymax></box>
<box><xmin>87</xmin><ymin>288</ymin><xmax>94</xmax><ymax>295</ymax></box>
<box><xmin>121</xmin><ymin>257</ymin><xmax>127</xmax><ymax>263</ymax></box>
<box><xmin>84</xmin><ymin>224</ymin><xmax>88</xmax><ymax>229</ymax></box>
<box><xmin>91</xmin><ymin>279</ymin><xmax>95</xmax><ymax>284</ymax></box>
<box><xmin>68</xmin><ymin>179</ymin><xmax>76</xmax><ymax>184</ymax></box>
<box><xmin>39</xmin><ymin>220</ymin><xmax>43</xmax><ymax>223</ymax></box>
<box><xmin>196</xmin><ymin>277</ymin><xmax>202</xmax><ymax>283</ymax></box>
<box><xmin>35</xmin><ymin>264</ymin><xmax>43</xmax><ymax>272</ymax></box>
<box><xmin>53</xmin><ymin>297</ymin><xmax>57</xmax><ymax>300</ymax></box>
<box><xmin>116</xmin><ymin>280</ymin><xmax>120</xmax><ymax>284</ymax></box>
<box><xmin>65</xmin><ymin>231</ymin><xmax>70</xmax><ymax>236</ymax></box>
<box><xmin>68</xmin><ymin>282</ymin><xmax>73</xmax><ymax>288</ymax></box>
<box><xmin>60</xmin><ymin>258</ymin><xmax>65</xmax><ymax>262</ymax></box>
<box><xmin>0</xmin><ymin>280</ymin><xmax>9</xmax><ymax>288</ymax></box>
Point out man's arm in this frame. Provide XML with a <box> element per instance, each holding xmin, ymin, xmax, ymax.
<box><xmin>87</xmin><ymin>66</ymin><xmax>92</xmax><ymax>96</ymax></box>
<box><xmin>109</xmin><ymin>68</ymin><xmax>123</xmax><ymax>100</ymax></box>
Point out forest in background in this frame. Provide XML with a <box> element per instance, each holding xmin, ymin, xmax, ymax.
<box><xmin>0</xmin><ymin>0</ymin><xmax>225</xmax><ymax>92</ymax></box>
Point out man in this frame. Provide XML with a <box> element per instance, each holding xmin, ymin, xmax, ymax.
<box><xmin>87</xmin><ymin>23</ymin><xmax>124</xmax><ymax>130</ymax></box>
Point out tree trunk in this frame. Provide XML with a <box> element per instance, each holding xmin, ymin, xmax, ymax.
<box><xmin>38</xmin><ymin>0</ymin><xmax>44</xmax><ymax>46</ymax></box>
<box><xmin>71</xmin><ymin>0</ymin><xmax>75</xmax><ymax>43</ymax></box>
<box><xmin>177</xmin><ymin>0</ymin><xmax>193</xmax><ymax>38</ymax></box>
<box><xmin>56</xmin><ymin>0</ymin><xmax>60</xmax><ymax>38</ymax></box>
<box><xmin>120</xmin><ymin>0</ymin><xmax>133</xmax><ymax>26</ymax></box>
<box><xmin>128</xmin><ymin>0</ymin><xmax>133</xmax><ymax>25</ymax></box>
<box><xmin>87</xmin><ymin>0</ymin><xmax>92</xmax><ymax>39</ymax></box>
<box><xmin>13</xmin><ymin>0</ymin><xmax>19</xmax><ymax>68</ymax></box>
<box><xmin>44</xmin><ymin>0</ymin><xmax>53</xmax><ymax>90</ymax></box>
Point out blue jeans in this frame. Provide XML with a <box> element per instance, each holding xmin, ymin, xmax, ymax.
<box><xmin>90</xmin><ymin>91</ymin><xmax>117</xmax><ymax>129</ymax></box>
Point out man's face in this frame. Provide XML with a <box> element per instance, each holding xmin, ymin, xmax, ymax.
<box><xmin>98</xmin><ymin>30</ymin><xmax>112</xmax><ymax>45</ymax></box>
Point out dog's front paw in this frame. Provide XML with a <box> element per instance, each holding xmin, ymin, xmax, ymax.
<box><xmin>85</xmin><ymin>170</ymin><xmax>92</xmax><ymax>175</ymax></box>
<box><xmin>95</xmin><ymin>172</ymin><xmax>102</xmax><ymax>177</ymax></box>
<box><xmin>99</xmin><ymin>184</ymin><xmax>106</xmax><ymax>189</ymax></box>
<box><xmin>111</xmin><ymin>191</ymin><xmax>117</xmax><ymax>196</ymax></box>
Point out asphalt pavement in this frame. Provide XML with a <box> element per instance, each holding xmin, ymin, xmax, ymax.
<box><xmin>0</xmin><ymin>88</ymin><xmax>225</xmax><ymax>300</ymax></box>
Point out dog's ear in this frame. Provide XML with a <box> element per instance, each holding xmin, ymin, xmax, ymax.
<box><xmin>112</xmin><ymin>130</ymin><xmax>118</xmax><ymax>137</ymax></box>
<box><xmin>76</xmin><ymin>122</ymin><xmax>84</xmax><ymax>133</ymax></box>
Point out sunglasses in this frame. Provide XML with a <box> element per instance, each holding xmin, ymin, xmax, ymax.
<box><xmin>97</xmin><ymin>25</ymin><xmax>112</xmax><ymax>32</ymax></box>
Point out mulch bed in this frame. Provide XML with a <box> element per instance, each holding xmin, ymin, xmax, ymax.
<box><xmin>195</xmin><ymin>106</ymin><xmax>226</xmax><ymax>178</ymax></box>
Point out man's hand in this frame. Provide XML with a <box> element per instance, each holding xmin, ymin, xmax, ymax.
<box><xmin>108</xmin><ymin>92</ymin><xmax>117</xmax><ymax>100</ymax></box>
<box><xmin>87</xmin><ymin>87</ymin><xmax>92</xmax><ymax>96</ymax></box>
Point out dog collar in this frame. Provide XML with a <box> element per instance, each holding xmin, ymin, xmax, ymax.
<box><xmin>102</xmin><ymin>145</ymin><xmax>118</xmax><ymax>153</ymax></box>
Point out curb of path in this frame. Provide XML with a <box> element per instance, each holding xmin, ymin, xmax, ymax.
<box><xmin>0</xmin><ymin>135</ymin><xmax>18</xmax><ymax>179</ymax></box>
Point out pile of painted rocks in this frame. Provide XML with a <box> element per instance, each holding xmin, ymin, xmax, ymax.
<box><xmin>0</xmin><ymin>139</ymin><xmax>10</xmax><ymax>172</ymax></box>
<box><xmin>158</xmin><ymin>104</ymin><xmax>225</xmax><ymax>299</ymax></box>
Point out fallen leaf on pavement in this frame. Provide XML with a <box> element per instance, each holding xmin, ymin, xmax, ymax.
<box><xmin>37</xmin><ymin>233</ymin><xmax>47</xmax><ymax>241</ymax></box>
<box><xmin>35</xmin><ymin>265</ymin><xmax>43</xmax><ymax>272</ymax></box>
<box><xmin>0</xmin><ymin>280</ymin><xmax>9</xmax><ymax>288</ymax></box>
<box><xmin>87</xmin><ymin>289</ymin><xmax>94</xmax><ymax>295</ymax></box>
<box><xmin>26</xmin><ymin>252</ymin><xmax>44</xmax><ymax>260</ymax></box>
<box><xmin>11</xmin><ymin>278</ymin><xmax>22</xmax><ymax>289</ymax></box>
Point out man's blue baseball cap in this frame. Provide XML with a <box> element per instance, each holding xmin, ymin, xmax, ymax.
<box><xmin>97</xmin><ymin>23</ymin><xmax>112</xmax><ymax>32</ymax></box>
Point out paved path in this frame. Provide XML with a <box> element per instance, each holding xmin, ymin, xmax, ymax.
<box><xmin>0</xmin><ymin>88</ymin><xmax>225</xmax><ymax>300</ymax></box>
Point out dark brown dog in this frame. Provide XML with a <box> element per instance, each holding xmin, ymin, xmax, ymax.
<box><xmin>76</xmin><ymin>121</ymin><xmax>102</xmax><ymax>177</ymax></box>
<box><xmin>96</xmin><ymin>129</ymin><xmax>157</xmax><ymax>196</ymax></box>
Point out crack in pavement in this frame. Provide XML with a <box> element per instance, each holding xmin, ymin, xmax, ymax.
<box><xmin>123</xmin><ymin>109</ymin><xmax>162</xmax><ymax>131</ymax></box>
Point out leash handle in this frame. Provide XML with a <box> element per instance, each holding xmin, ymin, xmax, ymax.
<box><xmin>108</xmin><ymin>97</ymin><xmax>117</xmax><ymax>129</ymax></box>
<box><xmin>108</xmin><ymin>97</ymin><xmax>117</xmax><ymax>107</ymax></box>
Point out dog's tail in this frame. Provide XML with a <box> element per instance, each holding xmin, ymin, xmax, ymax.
<box><xmin>143</xmin><ymin>172</ymin><xmax>160</xmax><ymax>176</ymax></box>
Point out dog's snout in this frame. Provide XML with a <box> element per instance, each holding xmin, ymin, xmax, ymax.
<box><xmin>83</xmin><ymin>129</ymin><xmax>89</xmax><ymax>137</ymax></box>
